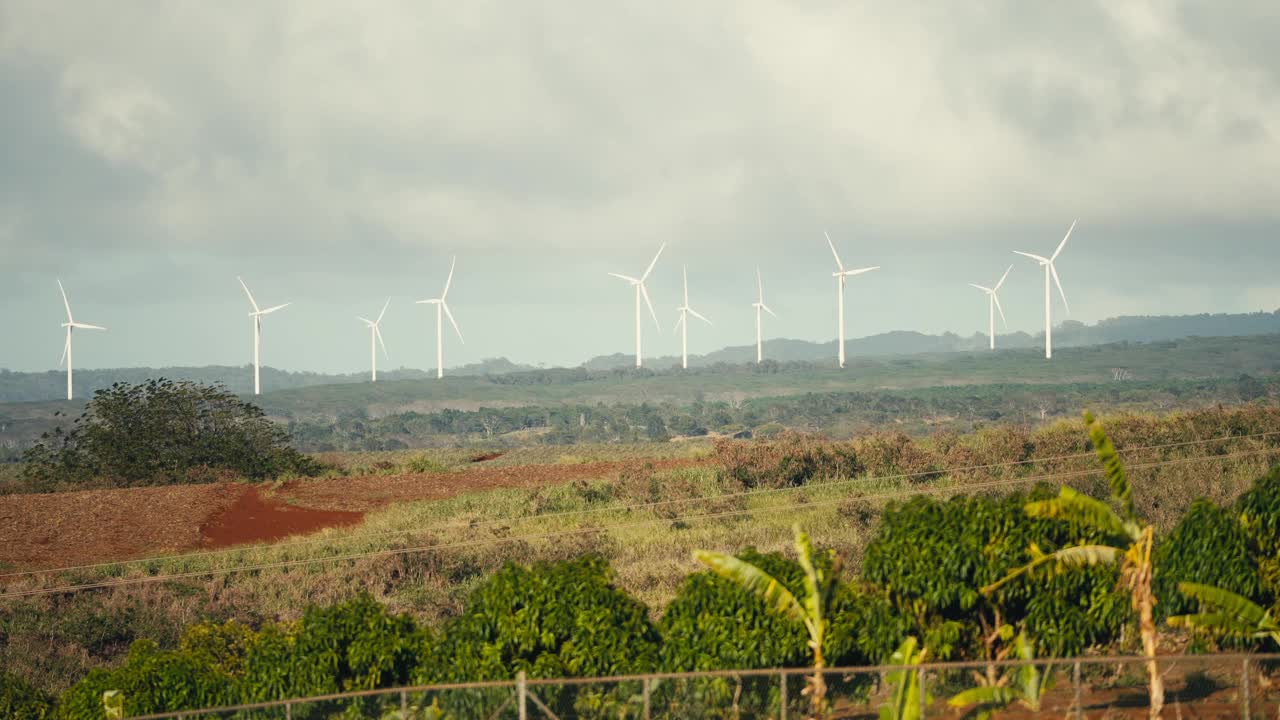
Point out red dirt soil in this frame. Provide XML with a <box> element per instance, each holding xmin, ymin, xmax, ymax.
<box><xmin>198</xmin><ymin>487</ymin><xmax>364</xmax><ymax>549</ymax></box>
<box><xmin>0</xmin><ymin>457</ymin><xmax>710</xmax><ymax>568</ymax></box>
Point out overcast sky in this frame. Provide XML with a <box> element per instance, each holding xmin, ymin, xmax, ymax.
<box><xmin>2</xmin><ymin>1</ymin><xmax>1279</xmax><ymax>373</ymax></box>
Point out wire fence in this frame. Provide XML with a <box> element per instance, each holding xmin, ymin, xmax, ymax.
<box><xmin>123</xmin><ymin>653</ymin><xmax>1280</xmax><ymax>719</ymax></box>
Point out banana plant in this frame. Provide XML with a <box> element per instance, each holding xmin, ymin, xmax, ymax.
<box><xmin>879</xmin><ymin>636</ymin><xmax>930</xmax><ymax>720</ymax></box>
<box><xmin>694</xmin><ymin>524</ymin><xmax>841</xmax><ymax>719</ymax></box>
<box><xmin>982</xmin><ymin>411</ymin><xmax>1165</xmax><ymax>720</ymax></box>
<box><xmin>947</xmin><ymin>633</ymin><xmax>1054</xmax><ymax>719</ymax></box>
<box><xmin>1168</xmin><ymin>581</ymin><xmax>1280</xmax><ymax>647</ymax></box>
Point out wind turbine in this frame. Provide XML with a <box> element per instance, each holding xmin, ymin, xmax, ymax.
<box><xmin>968</xmin><ymin>265</ymin><xmax>1012</xmax><ymax>351</ymax></box>
<box><xmin>751</xmin><ymin>267</ymin><xmax>776</xmax><ymax>364</ymax></box>
<box><xmin>824</xmin><ymin>231</ymin><xmax>879</xmax><ymax>368</ymax></box>
<box><xmin>56</xmin><ymin>279</ymin><xmax>106</xmax><ymax>401</ymax></box>
<box><xmin>673</xmin><ymin>266</ymin><xmax>711</xmax><ymax>370</ymax></box>
<box><xmin>416</xmin><ymin>257</ymin><xmax>463</xmax><ymax>379</ymax></box>
<box><xmin>357</xmin><ymin>298</ymin><xmax>390</xmax><ymax>382</ymax></box>
<box><xmin>608</xmin><ymin>242</ymin><xmax>665</xmax><ymax>368</ymax></box>
<box><xmin>1014</xmin><ymin>220</ymin><xmax>1075</xmax><ymax>359</ymax></box>
<box><xmin>238</xmin><ymin>277</ymin><xmax>290</xmax><ymax>395</ymax></box>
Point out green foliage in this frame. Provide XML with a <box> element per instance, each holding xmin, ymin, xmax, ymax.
<box><xmin>21</xmin><ymin>379</ymin><xmax>321</xmax><ymax>490</ymax></box>
<box><xmin>1155</xmin><ymin>499</ymin><xmax>1262</xmax><ymax>617</ymax></box>
<box><xmin>0</xmin><ymin>672</ymin><xmax>54</xmax><ymax>719</ymax></box>
<box><xmin>1168</xmin><ymin>582</ymin><xmax>1280</xmax><ymax>649</ymax></box>
<box><xmin>56</xmin><ymin>640</ymin><xmax>235</xmax><ymax>719</ymax></box>
<box><xmin>879</xmin><ymin>636</ymin><xmax>931</xmax><ymax>720</ymax></box>
<box><xmin>714</xmin><ymin>431</ymin><xmax>861</xmax><ymax>489</ymax></box>
<box><xmin>862</xmin><ymin>489</ymin><xmax>1127</xmax><ymax>658</ymax></box>
<box><xmin>947</xmin><ymin>633</ymin><xmax>1054</xmax><ymax>719</ymax></box>
<box><xmin>421</xmin><ymin>555</ymin><xmax>660</xmax><ymax>683</ymax></box>
<box><xmin>1237</xmin><ymin>464</ymin><xmax>1280</xmax><ymax>559</ymax></box>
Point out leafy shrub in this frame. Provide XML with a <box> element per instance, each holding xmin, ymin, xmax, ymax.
<box><xmin>0</xmin><ymin>672</ymin><xmax>54</xmax><ymax>719</ymax></box>
<box><xmin>57</xmin><ymin>640</ymin><xmax>236</xmax><ymax>719</ymax></box>
<box><xmin>1155</xmin><ymin>499</ymin><xmax>1262</xmax><ymax>618</ymax></box>
<box><xmin>21</xmin><ymin>379</ymin><xmax>322</xmax><ymax>490</ymax></box>
<box><xmin>862</xmin><ymin>489</ymin><xmax>1128</xmax><ymax>658</ymax></box>
<box><xmin>422</xmin><ymin>555</ymin><xmax>659</xmax><ymax>683</ymax></box>
<box><xmin>714</xmin><ymin>431</ymin><xmax>861</xmax><ymax>489</ymax></box>
<box><xmin>661</xmin><ymin>548</ymin><xmax>904</xmax><ymax>672</ymax></box>
<box><xmin>1237</xmin><ymin>464</ymin><xmax>1280</xmax><ymax>559</ymax></box>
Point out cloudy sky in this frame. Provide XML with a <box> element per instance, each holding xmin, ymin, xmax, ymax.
<box><xmin>2</xmin><ymin>1</ymin><xmax>1279</xmax><ymax>373</ymax></box>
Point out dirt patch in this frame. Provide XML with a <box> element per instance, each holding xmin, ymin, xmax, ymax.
<box><xmin>469</xmin><ymin>451</ymin><xmax>504</xmax><ymax>463</ymax></box>
<box><xmin>199</xmin><ymin>487</ymin><xmax>364</xmax><ymax>549</ymax></box>
<box><xmin>0</xmin><ymin>483</ymin><xmax>244</xmax><ymax>568</ymax></box>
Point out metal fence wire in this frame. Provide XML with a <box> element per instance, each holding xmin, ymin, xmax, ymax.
<box><xmin>124</xmin><ymin>652</ymin><xmax>1280</xmax><ymax>719</ymax></box>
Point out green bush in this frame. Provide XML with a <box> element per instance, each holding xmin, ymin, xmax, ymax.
<box><xmin>21</xmin><ymin>379</ymin><xmax>322</xmax><ymax>491</ymax></box>
<box><xmin>1237</xmin><ymin>464</ymin><xmax>1280</xmax><ymax>559</ymax></box>
<box><xmin>56</xmin><ymin>640</ymin><xmax>235</xmax><ymax>719</ymax></box>
<box><xmin>1155</xmin><ymin>499</ymin><xmax>1262</xmax><ymax>618</ymax></box>
<box><xmin>0</xmin><ymin>672</ymin><xmax>54</xmax><ymax>719</ymax></box>
<box><xmin>862</xmin><ymin>489</ymin><xmax>1128</xmax><ymax>658</ymax></box>
<box><xmin>661</xmin><ymin>548</ymin><xmax>903</xmax><ymax>672</ymax></box>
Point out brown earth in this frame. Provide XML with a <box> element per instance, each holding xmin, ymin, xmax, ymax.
<box><xmin>0</xmin><ymin>457</ymin><xmax>709</xmax><ymax>570</ymax></box>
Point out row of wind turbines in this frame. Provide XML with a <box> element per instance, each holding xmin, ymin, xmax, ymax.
<box><xmin>49</xmin><ymin>222</ymin><xmax>1077</xmax><ymax>400</ymax></box>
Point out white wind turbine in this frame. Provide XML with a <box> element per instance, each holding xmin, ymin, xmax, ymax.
<box><xmin>357</xmin><ymin>298</ymin><xmax>390</xmax><ymax>382</ymax></box>
<box><xmin>673</xmin><ymin>266</ymin><xmax>711</xmax><ymax>369</ymax></box>
<box><xmin>751</xmin><ymin>267</ymin><xmax>776</xmax><ymax>364</ymax></box>
<box><xmin>824</xmin><ymin>231</ymin><xmax>879</xmax><ymax>368</ymax></box>
<box><xmin>416</xmin><ymin>257</ymin><xmax>463</xmax><ymax>379</ymax></box>
<box><xmin>1014</xmin><ymin>220</ymin><xmax>1076</xmax><ymax>359</ymax></box>
<box><xmin>56</xmin><ymin>279</ymin><xmax>106</xmax><ymax>401</ymax></box>
<box><xmin>238</xmin><ymin>277</ymin><xmax>290</xmax><ymax>396</ymax></box>
<box><xmin>608</xmin><ymin>243</ymin><xmax>665</xmax><ymax>368</ymax></box>
<box><xmin>969</xmin><ymin>265</ymin><xmax>1013</xmax><ymax>351</ymax></box>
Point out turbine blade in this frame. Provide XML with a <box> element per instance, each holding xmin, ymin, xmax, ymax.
<box><xmin>756</xmin><ymin>267</ymin><xmax>764</xmax><ymax>303</ymax></box>
<box><xmin>640</xmin><ymin>283</ymin><xmax>660</xmax><ymax>329</ymax></box>
<box><xmin>375</xmin><ymin>325</ymin><xmax>388</xmax><ymax>357</ymax></box>
<box><xmin>969</xmin><ymin>283</ymin><xmax>992</xmax><ymax>293</ymax></box>
<box><xmin>762</xmin><ymin>304</ymin><xmax>777</xmax><ymax>318</ymax></box>
<box><xmin>57</xmin><ymin>278</ymin><xmax>74</xmax><ymax>323</ymax></box>
<box><xmin>1051</xmin><ymin>219</ymin><xmax>1077</xmax><ymax>261</ymax></box>
<box><xmin>824</xmin><ymin>231</ymin><xmax>844</xmax><ymax>271</ymax></box>
<box><xmin>442</xmin><ymin>302</ymin><xmax>464</xmax><ymax>342</ymax></box>
<box><xmin>682</xmin><ymin>265</ymin><xmax>689</xmax><ymax>306</ymax></box>
<box><xmin>442</xmin><ymin>256</ymin><xmax>456</xmax><ymax>298</ymax></box>
<box><xmin>70</xmin><ymin>322</ymin><xmax>105</xmax><ymax>330</ymax></box>
<box><xmin>1050</xmin><ymin>262</ymin><xmax>1069</xmax><ymax>314</ymax></box>
<box><xmin>842</xmin><ymin>266</ymin><xmax>880</xmax><ymax>277</ymax></box>
<box><xmin>673</xmin><ymin>311</ymin><xmax>684</xmax><ymax>334</ymax></box>
<box><xmin>256</xmin><ymin>303</ymin><xmax>290</xmax><ymax>315</ymax></box>
<box><xmin>376</xmin><ymin>297</ymin><xmax>390</xmax><ymax>324</ymax></box>
<box><xmin>994</xmin><ymin>264</ymin><xmax>1013</xmax><ymax>291</ymax></box>
<box><xmin>357</xmin><ymin>316</ymin><xmax>373</xmax><ymax>325</ymax></box>
<box><xmin>641</xmin><ymin>242</ymin><xmax>666</xmax><ymax>282</ymax></box>
<box><xmin>1013</xmin><ymin>251</ymin><xmax>1049</xmax><ymax>263</ymax></box>
<box><xmin>237</xmin><ymin>276</ymin><xmax>260</xmax><ymax>312</ymax></box>
<box><xmin>992</xmin><ymin>292</ymin><xmax>1008</xmax><ymax>328</ymax></box>
<box><xmin>58</xmin><ymin>332</ymin><xmax>69</xmax><ymax>368</ymax></box>
<box><xmin>415</xmin><ymin>299</ymin><xmax>435</xmax><ymax>304</ymax></box>
<box><xmin>689</xmin><ymin>308</ymin><xmax>712</xmax><ymax>325</ymax></box>
<box><xmin>608</xmin><ymin>272</ymin><xmax>639</xmax><ymax>283</ymax></box>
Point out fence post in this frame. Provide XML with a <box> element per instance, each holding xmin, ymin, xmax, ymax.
<box><xmin>1073</xmin><ymin>660</ymin><xmax>1082</xmax><ymax>720</ymax></box>
<box><xmin>1241</xmin><ymin>656</ymin><xmax>1251</xmax><ymax>720</ymax></box>
<box><xmin>518</xmin><ymin>671</ymin><xmax>528</xmax><ymax>720</ymax></box>
<box><xmin>400</xmin><ymin>689</ymin><xmax>408</xmax><ymax>718</ymax></box>
<box><xmin>643</xmin><ymin>676</ymin><xmax>651</xmax><ymax>720</ymax></box>
<box><xmin>779</xmin><ymin>670</ymin><xmax>787</xmax><ymax>720</ymax></box>
<box><xmin>285</xmin><ymin>701</ymin><xmax>292</xmax><ymax>720</ymax></box>
<box><xmin>917</xmin><ymin>667</ymin><xmax>927</xmax><ymax>719</ymax></box>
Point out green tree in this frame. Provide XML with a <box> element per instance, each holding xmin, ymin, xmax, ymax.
<box><xmin>983</xmin><ymin>411</ymin><xmax>1165</xmax><ymax>719</ymax></box>
<box><xmin>694</xmin><ymin>525</ymin><xmax>842</xmax><ymax>719</ymax></box>
<box><xmin>21</xmin><ymin>379</ymin><xmax>321</xmax><ymax>490</ymax></box>
<box><xmin>0</xmin><ymin>672</ymin><xmax>54</xmax><ymax>719</ymax></box>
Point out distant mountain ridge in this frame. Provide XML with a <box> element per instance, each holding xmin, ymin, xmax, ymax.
<box><xmin>1</xmin><ymin>309</ymin><xmax>1276</xmax><ymax>402</ymax></box>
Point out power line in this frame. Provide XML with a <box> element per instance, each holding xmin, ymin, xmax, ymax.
<box><xmin>3</xmin><ymin>446</ymin><xmax>1275</xmax><ymax>600</ymax></box>
<box><xmin>5</xmin><ymin>427</ymin><xmax>1279</xmax><ymax>580</ymax></box>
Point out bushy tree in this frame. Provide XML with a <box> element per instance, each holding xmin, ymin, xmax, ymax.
<box><xmin>1155</xmin><ymin>499</ymin><xmax>1261</xmax><ymax>618</ymax></box>
<box><xmin>56</xmin><ymin>640</ymin><xmax>236</xmax><ymax>719</ymax></box>
<box><xmin>0</xmin><ymin>672</ymin><xmax>54</xmax><ymax>719</ymax></box>
<box><xmin>22</xmin><ymin>379</ymin><xmax>322</xmax><ymax>490</ymax></box>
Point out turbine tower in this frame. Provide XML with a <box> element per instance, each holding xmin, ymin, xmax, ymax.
<box><xmin>357</xmin><ymin>298</ymin><xmax>390</xmax><ymax>382</ymax></box>
<box><xmin>56</xmin><ymin>279</ymin><xmax>106</xmax><ymax>401</ymax></box>
<box><xmin>1014</xmin><ymin>220</ymin><xmax>1075</xmax><ymax>359</ymax></box>
<box><xmin>824</xmin><ymin>231</ymin><xmax>879</xmax><ymax>368</ymax></box>
<box><xmin>238</xmin><ymin>277</ymin><xmax>290</xmax><ymax>395</ymax></box>
<box><xmin>608</xmin><ymin>243</ymin><xmax>665</xmax><ymax>368</ymax></box>
<box><xmin>416</xmin><ymin>257</ymin><xmax>463</xmax><ymax>379</ymax></box>
<box><xmin>968</xmin><ymin>265</ymin><xmax>1012</xmax><ymax>350</ymax></box>
<box><xmin>673</xmin><ymin>266</ymin><xmax>711</xmax><ymax>370</ymax></box>
<box><xmin>751</xmin><ymin>267</ymin><xmax>776</xmax><ymax>364</ymax></box>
